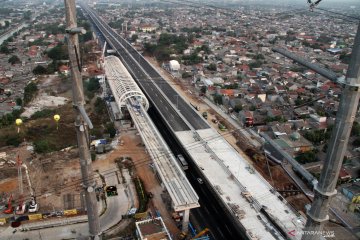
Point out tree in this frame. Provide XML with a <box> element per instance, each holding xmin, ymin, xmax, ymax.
<box><xmin>8</xmin><ymin>55</ymin><xmax>20</xmax><ymax>65</ymax></box>
<box><xmin>200</xmin><ymin>86</ymin><xmax>207</xmax><ymax>94</ymax></box>
<box><xmin>353</xmin><ymin>138</ymin><xmax>360</xmax><ymax>147</ymax></box>
<box><xmin>182</xmin><ymin>53</ymin><xmax>202</xmax><ymax>65</ymax></box>
<box><xmin>340</xmin><ymin>52</ymin><xmax>351</xmax><ymax>65</ymax></box>
<box><xmin>108</xmin><ymin>19</ymin><xmax>124</xmax><ymax>29</ymax></box>
<box><xmin>86</xmin><ymin>77</ymin><xmax>100</xmax><ymax>92</ymax></box>
<box><xmin>32</xmin><ymin>65</ymin><xmax>47</xmax><ymax>75</ymax></box>
<box><xmin>94</xmin><ymin>97</ymin><xmax>106</xmax><ymax>115</ymax></box>
<box><xmin>23</xmin><ymin>10</ymin><xmax>31</xmax><ymax>20</ymax></box>
<box><xmin>255</xmin><ymin>54</ymin><xmax>264</xmax><ymax>60</ymax></box>
<box><xmin>200</xmin><ymin>44</ymin><xmax>211</xmax><ymax>54</ymax></box>
<box><xmin>249</xmin><ymin>60</ymin><xmax>263</xmax><ymax>69</ymax></box>
<box><xmin>6</xmin><ymin>135</ymin><xmax>22</xmax><ymax>147</ymax></box>
<box><xmin>234</xmin><ymin>104</ymin><xmax>243</xmax><ymax>113</ymax></box>
<box><xmin>23</xmin><ymin>82</ymin><xmax>38</xmax><ymax>104</ymax></box>
<box><xmin>131</xmin><ymin>34</ymin><xmax>138</xmax><ymax>42</ymax></box>
<box><xmin>213</xmin><ymin>94</ymin><xmax>223</xmax><ymax>105</ymax></box>
<box><xmin>304</xmin><ymin>129</ymin><xmax>328</xmax><ymax>145</ymax></box>
<box><xmin>16</xmin><ymin>97</ymin><xmax>22</xmax><ymax>106</ymax></box>
<box><xmin>295</xmin><ymin>151</ymin><xmax>317</xmax><ymax>164</ymax></box>
<box><xmin>47</xmin><ymin>44</ymin><xmax>68</xmax><ymax>60</ymax></box>
<box><xmin>207</xmin><ymin>63</ymin><xmax>217</xmax><ymax>71</ymax></box>
<box><xmin>105</xmin><ymin>122</ymin><xmax>116</xmax><ymax>138</ymax></box>
<box><xmin>0</xmin><ymin>45</ymin><xmax>10</xmax><ymax>54</ymax></box>
<box><xmin>34</xmin><ymin>140</ymin><xmax>50</xmax><ymax>153</ymax></box>
<box><xmin>351</xmin><ymin>121</ymin><xmax>360</xmax><ymax>137</ymax></box>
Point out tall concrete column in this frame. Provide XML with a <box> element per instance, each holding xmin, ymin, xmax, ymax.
<box><xmin>64</xmin><ymin>0</ymin><xmax>100</xmax><ymax>238</ymax></box>
<box><xmin>182</xmin><ymin>209</ymin><xmax>190</xmax><ymax>233</ymax></box>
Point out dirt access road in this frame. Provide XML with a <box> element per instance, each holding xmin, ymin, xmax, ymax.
<box><xmin>105</xmin><ymin>128</ymin><xmax>181</xmax><ymax>237</ymax></box>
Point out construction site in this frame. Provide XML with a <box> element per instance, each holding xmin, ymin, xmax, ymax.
<box><xmin>0</xmin><ymin>1</ymin><xmax>359</xmax><ymax>239</ymax></box>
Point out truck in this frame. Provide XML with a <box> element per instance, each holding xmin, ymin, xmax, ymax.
<box><xmin>202</xmin><ymin>111</ymin><xmax>208</xmax><ymax>119</ymax></box>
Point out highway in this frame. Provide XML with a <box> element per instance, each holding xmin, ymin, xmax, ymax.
<box><xmin>80</xmin><ymin>4</ymin><xmax>209</xmax><ymax>132</ymax></box>
<box><xmin>80</xmin><ymin>4</ymin><xmax>303</xmax><ymax>240</ymax></box>
<box><xmin>148</xmin><ymin>109</ymin><xmax>245</xmax><ymax>240</ymax></box>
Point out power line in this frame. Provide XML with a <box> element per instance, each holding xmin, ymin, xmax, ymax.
<box><xmin>15</xmin><ymin>120</ymin><xmax>259</xmax><ymax>206</ymax></box>
<box><xmin>316</xmin><ymin>7</ymin><xmax>360</xmax><ymax>21</ymax></box>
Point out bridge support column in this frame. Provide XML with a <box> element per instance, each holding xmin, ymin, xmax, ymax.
<box><xmin>181</xmin><ymin>209</ymin><xmax>190</xmax><ymax>233</ymax></box>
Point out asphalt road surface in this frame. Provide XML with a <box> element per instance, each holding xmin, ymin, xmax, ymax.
<box><xmin>81</xmin><ymin>4</ymin><xmax>209</xmax><ymax>132</ymax></box>
<box><xmin>148</xmin><ymin>107</ymin><xmax>246</xmax><ymax>240</ymax></box>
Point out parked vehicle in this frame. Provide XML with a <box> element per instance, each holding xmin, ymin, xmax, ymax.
<box><xmin>202</xmin><ymin>112</ymin><xmax>208</xmax><ymax>119</ymax></box>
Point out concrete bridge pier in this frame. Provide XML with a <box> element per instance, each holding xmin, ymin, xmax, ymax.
<box><xmin>182</xmin><ymin>209</ymin><xmax>190</xmax><ymax>233</ymax></box>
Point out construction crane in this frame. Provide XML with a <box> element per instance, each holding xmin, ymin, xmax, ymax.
<box><xmin>15</xmin><ymin>155</ymin><xmax>26</xmax><ymax>215</ymax></box>
<box><xmin>24</xmin><ymin>161</ymin><xmax>37</xmax><ymax>213</ymax></box>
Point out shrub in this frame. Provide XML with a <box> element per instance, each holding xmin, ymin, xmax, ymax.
<box><xmin>6</xmin><ymin>135</ymin><xmax>22</xmax><ymax>147</ymax></box>
<box><xmin>34</xmin><ymin>140</ymin><xmax>50</xmax><ymax>153</ymax></box>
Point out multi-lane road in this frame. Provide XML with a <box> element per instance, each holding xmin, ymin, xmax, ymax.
<box><xmin>82</xmin><ymin>4</ymin><xmax>209</xmax><ymax>132</ymax></box>
<box><xmin>80</xmin><ymin>4</ymin><xmax>244</xmax><ymax>239</ymax></box>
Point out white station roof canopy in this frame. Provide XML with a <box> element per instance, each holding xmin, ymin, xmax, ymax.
<box><xmin>105</xmin><ymin>55</ymin><xmax>149</xmax><ymax>110</ymax></box>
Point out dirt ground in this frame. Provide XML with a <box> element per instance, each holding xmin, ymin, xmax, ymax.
<box><xmin>105</xmin><ymin>128</ymin><xmax>181</xmax><ymax>237</ymax></box>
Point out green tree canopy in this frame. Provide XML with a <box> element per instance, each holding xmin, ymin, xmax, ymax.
<box><xmin>131</xmin><ymin>34</ymin><xmax>138</xmax><ymax>42</ymax></box>
<box><xmin>105</xmin><ymin>122</ymin><xmax>116</xmax><ymax>138</ymax></box>
<box><xmin>0</xmin><ymin>45</ymin><xmax>10</xmax><ymax>54</ymax></box>
<box><xmin>234</xmin><ymin>104</ymin><xmax>243</xmax><ymax>113</ymax></box>
<box><xmin>34</xmin><ymin>140</ymin><xmax>51</xmax><ymax>153</ymax></box>
<box><xmin>23</xmin><ymin>82</ymin><xmax>38</xmax><ymax>104</ymax></box>
<box><xmin>352</xmin><ymin>121</ymin><xmax>360</xmax><ymax>137</ymax></box>
<box><xmin>16</xmin><ymin>97</ymin><xmax>22</xmax><ymax>106</ymax></box>
<box><xmin>295</xmin><ymin>150</ymin><xmax>317</xmax><ymax>164</ymax></box>
<box><xmin>47</xmin><ymin>44</ymin><xmax>68</xmax><ymax>60</ymax></box>
<box><xmin>214</xmin><ymin>94</ymin><xmax>223</xmax><ymax>105</ymax></box>
<box><xmin>23</xmin><ymin>10</ymin><xmax>31</xmax><ymax>20</ymax></box>
<box><xmin>207</xmin><ymin>63</ymin><xmax>217</xmax><ymax>71</ymax></box>
<box><xmin>32</xmin><ymin>65</ymin><xmax>47</xmax><ymax>75</ymax></box>
<box><xmin>86</xmin><ymin>77</ymin><xmax>100</xmax><ymax>92</ymax></box>
<box><xmin>8</xmin><ymin>55</ymin><xmax>20</xmax><ymax>65</ymax></box>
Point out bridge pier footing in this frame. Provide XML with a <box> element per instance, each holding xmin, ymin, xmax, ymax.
<box><xmin>181</xmin><ymin>209</ymin><xmax>190</xmax><ymax>234</ymax></box>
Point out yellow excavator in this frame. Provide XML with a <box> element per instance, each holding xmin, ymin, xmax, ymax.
<box><xmin>179</xmin><ymin>227</ymin><xmax>210</xmax><ymax>240</ymax></box>
<box><xmin>192</xmin><ymin>228</ymin><xmax>210</xmax><ymax>239</ymax></box>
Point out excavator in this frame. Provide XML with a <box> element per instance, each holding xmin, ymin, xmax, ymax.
<box><xmin>192</xmin><ymin>228</ymin><xmax>210</xmax><ymax>239</ymax></box>
<box><xmin>3</xmin><ymin>194</ymin><xmax>13</xmax><ymax>214</ymax></box>
<box><xmin>179</xmin><ymin>228</ymin><xmax>210</xmax><ymax>240</ymax></box>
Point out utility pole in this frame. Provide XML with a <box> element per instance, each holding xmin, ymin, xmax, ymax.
<box><xmin>64</xmin><ymin>0</ymin><xmax>100</xmax><ymax>239</ymax></box>
<box><xmin>303</xmin><ymin>23</ymin><xmax>360</xmax><ymax>239</ymax></box>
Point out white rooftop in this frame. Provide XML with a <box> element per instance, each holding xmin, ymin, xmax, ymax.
<box><xmin>175</xmin><ymin>128</ymin><xmax>305</xmax><ymax>240</ymax></box>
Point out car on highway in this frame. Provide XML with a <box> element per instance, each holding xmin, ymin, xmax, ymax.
<box><xmin>197</xmin><ymin>178</ymin><xmax>204</xmax><ymax>184</ymax></box>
